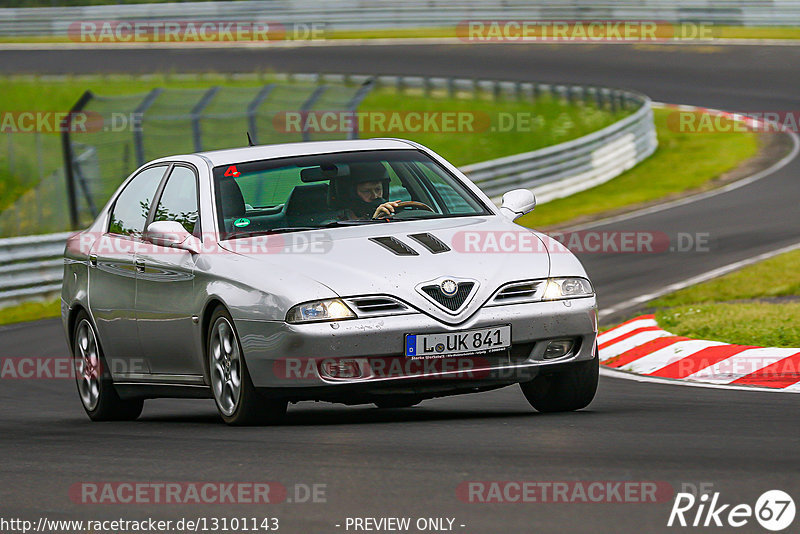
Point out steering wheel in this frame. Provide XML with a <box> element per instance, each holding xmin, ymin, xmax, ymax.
<box><xmin>373</xmin><ymin>200</ymin><xmax>434</xmax><ymax>219</ymax></box>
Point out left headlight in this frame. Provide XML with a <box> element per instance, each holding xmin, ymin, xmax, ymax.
<box><xmin>542</xmin><ymin>277</ymin><xmax>594</xmax><ymax>300</ymax></box>
<box><xmin>286</xmin><ymin>299</ymin><xmax>357</xmax><ymax>323</ymax></box>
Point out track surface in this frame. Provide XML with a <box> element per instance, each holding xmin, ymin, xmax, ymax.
<box><xmin>1</xmin><ymin>44</ymin><xmax>799</xmax><ymax>533</ymax></box>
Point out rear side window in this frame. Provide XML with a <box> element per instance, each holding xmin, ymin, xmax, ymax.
<box><xmin>108</xmin><ymin>165</ymin><xmax>168</xmax><ymax>238</ymax></box>
<box><xmin>153</xmin><ymin>166</ymin><xmax>200</xmax><ymax>234</ymax></box>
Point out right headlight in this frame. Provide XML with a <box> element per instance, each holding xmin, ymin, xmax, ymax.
<box><xmin>542</xmin><ymin>277</ymin><xmax>594</xmax><ymax>300</ymax></box>
<box><xmin>286</xmin><ymin>299</ymin><xmax>357</xmax><ymax>323</ymax></box>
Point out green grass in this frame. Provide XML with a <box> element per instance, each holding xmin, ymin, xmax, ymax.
<box><xmin>516</xmin><ymin>107</ymin><xmax>760</xmax><ymax>229</ymax></box>
<box><xmin>0</xmin><ymin>299</ymin><xmax>61</xmax><ymax>326</ymax></box>
<box><xmin>359</xmin><ymin>87</ymin><xmax>628</xmax><ymax>167</ymax></box>
<box><xmin>651</xmin><ymin>250</ymin><xmax>800</xmax><ymax>307</ymax></box>
<box><xmin>648</xmin><ymin>249</ymin><xmax>800</xmax><ymax>347</ymax></box>
<box><xmin>0</xmin><ymin>73</ymin><xmax>626</xmax><ymax>215</ymax></box>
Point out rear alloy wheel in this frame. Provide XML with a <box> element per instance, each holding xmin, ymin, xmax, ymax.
<box><xmin>520</xmin><ymin>353</ymin><xmax>599</xmax><ymax>413</ymax></box>
<box><xmin>72</xmin><ymin>311</ymin><xmax>143</xmax><ymax>421</ymax></box>
<box><xmin>208</xmin><ymin>307</ymin><xmax>287</xmax><ymax>425</ymax></box>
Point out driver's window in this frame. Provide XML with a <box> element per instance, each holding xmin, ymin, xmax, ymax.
<box><xmin>108</xmin><ymin>165</ymin><xmax>168</xmax><ymax>238</ymax></box>
<box><xmin>152</xmin><ymin>165</ymin><xmax>199</xmax><ymax>235</ymax></box>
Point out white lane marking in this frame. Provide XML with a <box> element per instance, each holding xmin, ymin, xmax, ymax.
<box><xmin>685</xmin><ymin>347</ymin><xmax>800</xmax><ymax>383</ymax></box>
<box><xmin>597</xmin><ymin>318</ymin><xmax>657</xmax><ymax>345</ymax></box>
<box><xmin>783</xmin><ymin>380</ymin><xmax>800</xmax><ymax>392</ymax></box>
<box><xmin>599</xmin><ymin>330</ymin><xmax>672</xmax><ymax>360</ymax></box>
<box><xmin>598</xmin><ymin>241</ymin><xmax>800</xmax><ymax>319</ymax></box>
<box><xmin>620</xmin><ymin>340</ymin><xmax>726</xmax><ymax>375</ymax></box>
<box><xmin>564</xmin><ymin>115</ymin><xmax>800</xmax><ymax>235</ymax></box>
<box><xmin>599</xmin><ymin>366</ymin><xmax>800</xmax><ymax>394</ymax></box>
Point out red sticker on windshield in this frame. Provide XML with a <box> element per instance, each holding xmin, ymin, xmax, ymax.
<box><xmin>224</xmin><ymin>165</ymin><xmax>240</xmax><ymax>177</ymax></box>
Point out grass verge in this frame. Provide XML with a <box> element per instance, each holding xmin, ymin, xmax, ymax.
<box><xmin>0</xmin><ymin>298</ymin><xmax>61</xmax><ymax>326</ymax></box>
<box><xmin>647</xmin><ymin>249</ymin><xmax>800</xmax><ymax>347</ymax></box>
<box><xmin>516</xmin><ymin>107</ymin><xmax>760</xmax><ymax>229</ymax></box>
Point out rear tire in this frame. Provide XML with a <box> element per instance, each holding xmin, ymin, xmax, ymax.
<box><xmin>207</xmin><ymin>307</ymin><xmax>287</xmax><ymax>426</ymax></box>
<box><xmin>520</xmin><ymin>354</ymin><xmax>599</xmax><ymax>413</ymax></box>
<box><xmin>72</xmin><ymin>310</ymin><xmax>143</xmax><ymax>421</ymax></box>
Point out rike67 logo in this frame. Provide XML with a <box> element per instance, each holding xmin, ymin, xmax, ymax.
<box><xmin>668</xmin><ymin>489</ymin><xmax>795</xmax><ymax>531</ymax></box>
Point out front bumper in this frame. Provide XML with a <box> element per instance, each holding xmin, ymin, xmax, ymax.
<box><xmin>236</xmin><ymin>297</ymin><xmax>597</xmax><ymax>398</ymax></box>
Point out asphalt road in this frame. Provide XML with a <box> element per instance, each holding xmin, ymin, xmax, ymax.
<box><xmin>1</xmin><ymin>43</ymin><xmax>799</xmax><ymax>533</ymax></box>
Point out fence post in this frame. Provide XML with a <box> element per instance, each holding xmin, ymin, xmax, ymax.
<box><xmin>191</xmin><ymin>86</ymin><xmax>220</xmax><ymax>152</ymax></box>
<box><xmin>6</xmin><ymin>132</ymin><xmax>14</xmax><ymax>175</ymax></box>
<box><xmin>247</xmin><ymin>84</ymin><xmax>275</xmax><ymax>145</ymax></box>
<box><xmin>61</xmin><ymin>90</ymin><xmax>93</xmax><ymax>230</ymax></box>
<box><xmin>344</xmin><ymin>78</ymin><xmax>375</xmax><ymax>140</ymax></box>
<box><xmin>132</xmin><ymin>87</ymin><xmax>162</xmax><ymax>167</ymax></box>
<box><xmin>299</xmin><ymin>86</ymin><xmax>327</xmax><ymax>142</ymax></box>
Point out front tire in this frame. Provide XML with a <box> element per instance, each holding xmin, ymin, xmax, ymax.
<box><xmin>207</xmin><ymin>307</ymin><xmax>287</xmax><ymax>425</ymax></box>
<box><xmin>520</xmin><ymin>354</ymin><xmax>599</xmax><ymax>413</ymax></box>
<box><xmin>72</xmin><ymin>311</ymin><xmax>143</xmax><ymax>421</ymax></box>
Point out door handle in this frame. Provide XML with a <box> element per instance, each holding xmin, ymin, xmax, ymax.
<box><xmin>88</xmin><ymin>254</ymin><xmax>97</xmax><ymax>267</ymax></box>
<box><xmin>134</xmin><ymin>259</ymin><xmax>145</xmax><ymax>273</ymax></box>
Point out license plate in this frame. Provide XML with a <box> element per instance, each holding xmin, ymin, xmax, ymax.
<box><xmin>405</xmin><ymin>325</ymin><xmax>511</xmax><ymax>358</ymax></box>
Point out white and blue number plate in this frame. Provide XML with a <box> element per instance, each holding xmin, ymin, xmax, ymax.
<box><xmin>405</xmin><ymin>325</ymin><xmax>511</xmax><ymax>358</ymax></box>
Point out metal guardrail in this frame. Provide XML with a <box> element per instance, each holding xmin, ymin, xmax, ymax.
<box><xmin>366</xmin><ymin>75</ymin><xmax>657</xmax><ymax>203</ymax></box>
<box><xmin>0</xmin><ymin>0</ymin><xmax>798</xmax><ymax>36</ymax></box>
<box><xmin>463</xmin><ymin>89</ymin><xmax>656</xmax><ymax>202</ymax></box>
<box><xmin>0</xmin><ymin>232</ymin><xmax>71</xmax><ymax>307</ymax></box>
<box><xmin>0</xmin><ymin>74</ymin><xmax>657</xmax><ymax>308</ymax></box>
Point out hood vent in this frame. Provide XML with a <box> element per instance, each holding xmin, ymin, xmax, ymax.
<box><xmin>408</xmin><ymin>233</ymin><xmax>450</xmax><ymax>254</ymax></box>
<box><xmin>420</xmin><ymin>281</ymin><xmax>475</xmax><ymax>312</ymax></box>
<box><xmin>369</xmin><ymin>236</ymin><xmax>419</xmax><ymax>256</ymax></box>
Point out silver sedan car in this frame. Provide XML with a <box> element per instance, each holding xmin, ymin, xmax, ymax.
<box><xmin>62</xmin><ymin>139</ymin><xmax>598</xmax><ymax>425</ymax></box>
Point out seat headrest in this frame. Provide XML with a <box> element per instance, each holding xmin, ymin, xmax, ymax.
<box><xmin>285</xmin><ymin>183</ymin><xmax>328</xmax><ymax>216</ymax></box>
<box><xmin>219</xmin><ymin>177</ymin><xmax>246</xmax><ymax>219</ymax></box>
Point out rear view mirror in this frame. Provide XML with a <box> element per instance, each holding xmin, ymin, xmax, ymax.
<box><xmin>145</xmin><ymin>221</ymin><xmax>201</xmax><ymax>254</ymax></box>
<box><xmin>301</xmin><ymin>163</ymin><xmax>350</xmax><ymax>182</ymax></box>
<box><xmin>499</xmin><ymin>189</ymin><xmax>537</xmax><ymax>221</ymax></box>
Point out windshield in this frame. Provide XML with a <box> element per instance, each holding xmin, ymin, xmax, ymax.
<box><xmin>213</xmin><ymin>149</ymin><xmax>491</xmax><ymax>238</ymax></box>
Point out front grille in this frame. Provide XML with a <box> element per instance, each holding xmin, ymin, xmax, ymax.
<box><xmin>493</xmin><ymin>281</ymin><xmax>544</xmax><ymax>303</ymax></box>
<box><xmin>347</xmin><ymin>296</ymin><xmax>408</xmax><ymax>317</ymax></box>
<box><xmin>421</xmin><ymin>282</ymin><xmax>475</xmax><ymax>311</ymax></box>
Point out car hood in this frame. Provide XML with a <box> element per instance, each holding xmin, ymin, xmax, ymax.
<box><xmin>220</xmin><ymin>216</ymin><xmax>555</xmax><ymax>325</ymax></box>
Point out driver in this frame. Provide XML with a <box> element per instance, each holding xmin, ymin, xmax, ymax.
<box><xmin>340</xmin><ymin>162</ymin><xmax>401</xmax><ymax>219</ymax></box>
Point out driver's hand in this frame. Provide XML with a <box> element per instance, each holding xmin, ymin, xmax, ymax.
<box><xmin>373</xmin><ymin>201</ymin><xmax>402</xmax><ymax>219</ymax></box>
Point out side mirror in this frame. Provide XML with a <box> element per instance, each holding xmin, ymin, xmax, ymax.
<box><xmin>499</xmin><ymin>189</ymin><xmax>536</xmax><ymax>221</ymax></box>
<box><xmin>145</xmin><ymin>220</ymin><xmax>201</xmax><ymax>254</ymax></box>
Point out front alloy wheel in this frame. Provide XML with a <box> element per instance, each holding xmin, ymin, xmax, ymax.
<box><xmin>207</xmin><ymin>307</ymin><xmax>287</xmax><ymax>425</ymax></box>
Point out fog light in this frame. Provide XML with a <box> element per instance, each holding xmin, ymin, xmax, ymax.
<box><xmin>543</xmin><ymin>339</ymin><xmax>575</xmax><ymax>360</ymax></box>
<box><xmin>320</xmin><ymin>359</ymin><xmax>362</xmax><ymax>379</ymax></box>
